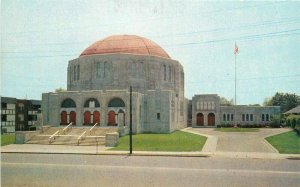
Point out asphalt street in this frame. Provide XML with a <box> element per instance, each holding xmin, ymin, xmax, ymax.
<box><xmin>1</xmin><ymin>153</ymin><xmax>300</xmax><ymax>187</ymax></box>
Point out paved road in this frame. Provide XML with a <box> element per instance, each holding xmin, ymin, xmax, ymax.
<box><xmin>186</xmin><ymin>128</ymin><xmax>290</xmax><ymax>152</ymax></box>
<box><xmin>2</xmin><ymin>153</ymin><xmax>300</xmax><ymax>187</ymax></box>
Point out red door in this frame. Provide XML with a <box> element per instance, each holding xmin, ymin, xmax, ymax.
<box><xmin>108</xmin><ymin>111</ymin><xmax>115</xmax><ymax>126</ymax></box>
<box><xmin>208</xmin><ymin>113</ymin><xmax>215</xmax><ymax>126</ymax></box>
<box><xmin>197</xmin><ymin>113</ymin><xmax>204</xmax><ymax>126</ymax></box>
<box><xmin>61</xmin><ymin>111</ymin><xmax>67</xmax><ymax>125</ymax></box>
<box><xmin>70</xmin><ymin>111</ymin><xmax>76</xmax><ymax>125</ymax></box>
<box><xmin>93</xmin><ymin>111</ymin><xmax>100</xmax><ymax>124</ymax></box>
<box><xmin>84</xmin><ymin>111</ymin><xmax>91</xmax><ymax>125</ymax></box>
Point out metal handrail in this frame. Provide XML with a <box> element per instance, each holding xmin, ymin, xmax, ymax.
<box><xmin>62</xmin><ymin>122</ymin><xmax>73</xmax><ymax>134</ymax></box>
<box><xmin>49</xmin><ymin>130</ymin><xmax>60</xmax><ymax>143</ymax></box>
<box><xmin>89</xmin><ymin>123</ymin><xmax>98</xmax><ymax>135</ymax></box>
<box><xmin>77</xmin><ymin>131</ymin><xmax>87</xmax><ymax>145</ymax></box>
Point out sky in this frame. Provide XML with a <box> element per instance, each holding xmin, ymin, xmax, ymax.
<box><xmin>1</xmin><ymin>0</ymin><xmax>300</xmax><ymax>105</ymax></box>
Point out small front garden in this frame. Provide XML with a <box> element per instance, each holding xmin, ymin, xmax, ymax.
<box><xmin>1</xmin><ymin>134</ymin><xmax>15</xmax><ymax>146</ymax></box>
<box><xmin>265</xmin><ymin>130</ymin><xmax>300</xmax><ymax>154</ymax></box>
<box><xmin>110</xmin><ymin>131</ymin><xmax>207</xmax><ymax>152</ymax></box>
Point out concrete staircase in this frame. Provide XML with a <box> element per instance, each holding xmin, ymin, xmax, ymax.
<box><xmin>26</xmin><ymin>126</ymin><xmax>118</xmax><ymax>146</ymax></box>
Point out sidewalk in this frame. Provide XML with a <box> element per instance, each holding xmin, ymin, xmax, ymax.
<box><xmin>1</xmin><ymin>143</ymin><xmax>299</xmax><ymax>159</ymax></box>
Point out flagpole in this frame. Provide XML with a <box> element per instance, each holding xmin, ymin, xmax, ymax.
<box><xmin>235</xmin><ymin>51</ymin><xmax>237</xmax><ymax>106</ymax></box>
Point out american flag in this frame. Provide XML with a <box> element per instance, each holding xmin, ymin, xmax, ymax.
<box><xmin>234</xmin><ymin>43</ymin><xmax>239</xmax><ymax>54</ymax></box>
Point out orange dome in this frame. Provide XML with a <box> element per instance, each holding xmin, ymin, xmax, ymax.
<box><xmin>80</xmin><ymin>35</ymin><xmax>170</xmax><ymax>59</ymax></box>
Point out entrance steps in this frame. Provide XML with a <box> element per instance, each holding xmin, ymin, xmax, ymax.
<box><xmin>26</xmin><ymin>126</ymin><xmax>118</xmax><ymax>146</ymax></box>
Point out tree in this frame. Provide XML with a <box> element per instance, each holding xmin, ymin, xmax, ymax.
<box><xmin>220</xmin><ymin>97</ymin><xmax>234</xmax><ymax>106</ymax></box>
<box><xmin>263</xmin><ymin>92</ymin><xmax>300</xmax><ymax>113</ymax></box>
<box><xmin>55</xmin><ymin>87</ymin><xmax>66</xmax><ymax>93</ymax></box>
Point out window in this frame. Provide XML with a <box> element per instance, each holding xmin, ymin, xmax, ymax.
<box><xmin>168</xmin><ymin>65</ymin><xmax>171</xmax><ymax>82</ymax></box>
<box><xmin>242</xmin><ymin>114</ymin><xmax>245</xmax><ymax>121</ymax></box>
<box><xmin>18</xmin><ymin>114</ymin><xmax>24</xmax><ymax>121</ymax></box>
<box><xmin>262</xmin><ymin>114</ymin><xmax>265</xmax><ymax>121</ymax></box>
<box><xmin>1</xmin><ymin>102</ymin><xmax>7</xmax><ymax>109</ymax></box>
<box><xmin>163</xmin><ymin>65</ymin><xmax>166</xmax><ymax>81</ymax></box>
<box><xmin>131</xmin><ymin>62</ymin><xmax>136</xmax><ymax>77</ymax></box>
<box><xmin>18</xmin><ymin>103</ymin><xmax>24</xmax><ymax>111</ymax></box>
<box><xmin>223</xmin><ymin>114</ymin><xmax>226</xmax><ymax>121</ymax></box>
<box><xmin>266</xmin><ymin>114</ymin><xmax>269</xmax><ymax>121</ymax></box>
<box><xmin>104</xmin><ymin>62</ymin><xmax>108</xmax><ymax>78</ymax></box>
<box><xmin>1</xmin><ymin>115</ymin><xmax>7</xmax><ymax>122</ymax></box>
<box><xmin>227</xmin><ymin>114</ymin><xmax>230</xmax><ymax>121</ymax></box>
<box><xmin>246</xmin><ymin>114</ymin><xmax>249</xmax><ymax>121</ymax></box>
<box><xmin>250</xmin><ymin>114</ymin><xmax>253</xmax><ymax>121</ymax></box>
<box><xmin>157</xmin><ymin>113</ymin><xmax>160</xmax><ymax>120</ymax></box>
<box><xmin>231</xmin><ymin>114</ymin><xmax>234</xmax><ymax>121</ymax></box>
<box><xmin>74</xmin><ymin>65</ymin><xmax>77</xmax><ymax>81</ymax></box>
<box><xmin>28</xmin><ymin>115</ymin><xmax>37</xmax><ymax>121</ymax></box>
<box><xmin>96</xmin><ymin>62</ymin><xmax>101</xmax><ymax>78</ymax></box>
<box><xmin>77</xmin><ymin>65</ymin><xmax>80</xmax><ymax>80</ymax></box>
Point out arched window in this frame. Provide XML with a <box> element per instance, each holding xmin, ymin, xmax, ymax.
<box><xmin>168</xmin><ymin>65</ymin><xmax>171</xmax><ymax>81</ymax></box>
<box><xmin>61</xmin><ymin>99</ymin><xmax>76</xmax><ymax>108</ymax></box>
<box><xmin>227</xmin><ymin>114</ymin><xmax>230</xmax><ymax>121</ymax></box>
<box><xmin>262</xmin><ymin>114</ymin><xmax>265</xmax><ymax>121</ymax></box>
<box><xmin>77</xmin><ymin>65</ymin><xmax>80</xmax><ymax>80</ymax></box>
<box><xmin>250</xmin><ymin>114</ymin><xmax>253</xmax><ymax>121</ymax></box>
<box><xmin>231</xmin><ymin>114</ymin><xmax>234</xmax><ymax>121</ymax></box>
<box><xmin>104</xmin><ymin>62</ymin><xmax>108</xmax><ymax>78</ymax></box>
<box><xmin>246</xmin><ymin>114</ymin><xmax>249</xmax><ymax>121</ymax></box>
<box><xmin>74</xmin><ymin>65</ymin><xmax>77</xmax><ymax>81</ymax></box>
<box><xmin>108</xmin><ymin>98</ymin><xmax>125</xmax><ymax>107</ymax></box>
<box><xmin>84</xmin><ymin>98</ymin><xmax>100</xmax><ymax>108</ymax></box>
<box><xmin>96</xmin><ymin>62</ymin><xmax>101</xmax><ymax>78</ymax></box>
<box><xmin>163</xmin><ymin>64</ymin><xmax>166</xmax><ymax>81</ymax></box>
<box><xmin>131</xmin><ymin>62</ymin><xmax>136</xmax><ymax>77</ymax></box>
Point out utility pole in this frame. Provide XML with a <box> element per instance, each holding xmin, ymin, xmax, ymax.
<box><xmin>129</xmin><ymin>86</ymin><xmax>133</xmax><ymax>154</ymax></box>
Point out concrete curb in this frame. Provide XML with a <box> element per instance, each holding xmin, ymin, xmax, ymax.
<box><xmin>1</xmin><ymin>150</ymin><xmax>212</xmax><ymax>157</ymax></box>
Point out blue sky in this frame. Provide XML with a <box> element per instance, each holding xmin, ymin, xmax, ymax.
<box><xmin>1</xmin><ymin>0</ymin><xmax>300</xmax><ymax>105</ymax></box>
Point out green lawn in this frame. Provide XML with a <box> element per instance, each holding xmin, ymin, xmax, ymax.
<box><xmin>215</xmin><ymin>128</ymin><xmax>259</xmax><ymax>132</ymax></box>
<box><xmin>1</xmin><ymin>134</ymin><xmax>15</xmax><ymax>146</ymax></box>
<box><xmin>265</xmin><ymin>131</ymin><xmax>300</xmax><ymax>154</ymax></box>
<box><xmin>110</xmin><ymin>131</ymin><xmax>207</xmax><ymax>152</ymax></box>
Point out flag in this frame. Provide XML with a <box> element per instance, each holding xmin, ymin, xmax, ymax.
<box><xmin>234</xmin><ymin>42</ymin><xmax>239</xmax><ymax>54</ymax></box>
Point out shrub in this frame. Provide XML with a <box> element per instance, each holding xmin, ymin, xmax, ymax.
<box><xmin>29</xmin><ymin>126</ymin><xmax>36</xmax><ymax>131</ymax></box>
<box><xmin>270</xmin><ymin>114</ymin><xmax>281</xmax><ymax>128</ymax></box>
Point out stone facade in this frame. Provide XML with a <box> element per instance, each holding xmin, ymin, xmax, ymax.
<box><xmin>42</xmin><ymin>35</ymin><xmax>187</xmax><ymax>134</ymax></box>
<box><xmin>192</xmin><ymin>94</ymin><xmax>280</xmax><ymax>127</ymax></box>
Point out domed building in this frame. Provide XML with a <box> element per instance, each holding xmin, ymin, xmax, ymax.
<box><xmin>42</xmin><ymin>35</ymin><xmax>187</xmax><ymax>134</ymax></box>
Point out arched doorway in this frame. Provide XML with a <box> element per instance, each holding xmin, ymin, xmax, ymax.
<box><xmin>107</xmin><ymin>98</ymin><xmax>125</xmax><ymax>126</ymax></box>
<box><xmin>93</xmin><ymin>111</ymin><xmax>100</xmax><ymax>124</ymax></box>
<box><xmin>70</xmin><ymin>111</ymin><xmax>76</xmax><ymax>125</ymax></box>
<box><xmin>208</xmin><ymin>113</ymin><xmax>215</xmax><ymax>126</ymax></box>
<box><xmin>60</xmin><ymin>111</ymin><xmax>67</xmax><ymax>125</ymax></box>
<box><xmin>108</xmin><ymin>111</ymin><xmax>116</xmax><ymax>126</ymax></box>
<box><xmin>84</xmin><ymin>111</ymin><xmax>91</xmax><ymax>125</ymax></box>
<box><xmin>118</xmin><ymin>109</ymin><xmax>125</xmax><ymax>126</ymax></box>
<box><xmin>196</xmin><ymin>113</ymin><xmax>204</xmax><ymax>126</ymax></box>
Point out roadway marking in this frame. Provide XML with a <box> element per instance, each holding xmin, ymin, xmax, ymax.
<box><xmin>2</xmin><ymin>162</ymin><xmax>300</xmax><ymax>175</ymax></box>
